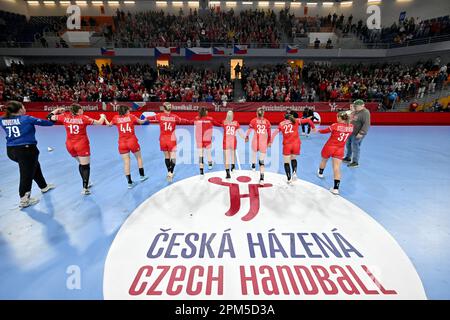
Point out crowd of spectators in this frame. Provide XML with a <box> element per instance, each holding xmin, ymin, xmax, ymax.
<box><xmin>242</xmin><ymin>58</ymin><xmax>450</xmax><ymax>108</ymax></box>
<box><xmin>0</xmin><ymin>62</ymin><xmax>232</xmax><ymax>103</ymax></box>
<box><xmin>352</xmin><ymin>15</ymin><xmax>450</xmax><ymax>46</ymax></box>
<box><xmin>113</xmin><ymin>8</ymin><xmax>281</xmax><ymax>48</ymax></box>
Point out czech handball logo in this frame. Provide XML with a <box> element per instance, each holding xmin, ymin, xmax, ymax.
<box><xmin>208</xmin><ymin>175</ymin><xmax>272</xmax><ymax>221</ymax></box>
<box><xmin>103</xmin><ymin>172</ymin><xmax>426</xmax><ymax>300</ymax></box>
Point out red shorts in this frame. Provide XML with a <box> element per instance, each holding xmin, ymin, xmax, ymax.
<box><xmin>66</xmin><ymin>139</ymin><xmax>90</xmax><ymax>157</ymax></box>
<box><xmin>251</xmin><ymin>139</ymin><xmax>268</xmax><ymax>153</ymax></box>
<box><xmin>119</xmin><ymin>137</ymin><xmax>141</xmax><ymax>154</ymax></box>
<box><xmin>196</xmin><ymin>140</ymin><xmax>212</xmax><ymax>149</ymax></box>
<box><xmin>283</xmin><ymin>141</ymin><xmax>300</xmax><ymax>156</ymax></box>
<box><xmin>160</xmin><ymin>135</ymin><xmax>177</xmax><ymax>152</ymax></box>
<box><xmin>321</xmin><ymin>145</ymin><xmax>345</xmax><ymax>160</ymax></box>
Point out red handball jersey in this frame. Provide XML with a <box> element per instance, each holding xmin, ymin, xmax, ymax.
<box><xmin>194</xmin><ymin>116</ymin><xmax>220</xmax><ymax>143</ymax></box>
<box><xmin>247</xmin><ymin>117</ymin><xmax>272</xmax><ymax>144</ymax></box>
<box><xmin>111</xmin><ymin>114</ymin><xmax>140</xmax><ymax>140</ymax></box>
<box><xmin>56</xmin><ymin>114</ymin><xmax>94</xmax><ymax>141</ymax></box>
<box><xmin>222</xmin><ymin>120</ymin><xmax>240</xmax><ymax>149</ymax></box>
<box><xmin>319</xmin><ymin>123</ymin><xmax>354</xmax><ymax>147</ymax></box>
<box><xmin>277</xmin><ymin>118</ymin><xmax>315</xmax><ymax>144</ymax></box>
<box><xmin>147</xmin><ymin>113</ymin><xmax>191</xmax><ymax>138</ymax></box>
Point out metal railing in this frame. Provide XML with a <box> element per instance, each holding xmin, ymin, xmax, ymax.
<box><xmin>1</xmin><ymin>33</ymin><xmax>449</xmax><ymax>50</ymax></box>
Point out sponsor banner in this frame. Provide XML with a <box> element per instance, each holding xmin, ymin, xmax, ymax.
<box><xmin>23</xmin><ymin>102</ymin><xmax>102</xmax><ymax>112</ymax></box>
<box><xmin>22</xmin><ymin>102</ymin><xmax>379</xmax><ymax>113</ymax></box>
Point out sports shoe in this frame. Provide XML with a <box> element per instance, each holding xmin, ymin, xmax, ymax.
<box><xmin>19</xmin><ymin>192</ymin><xmax>39</xmax><ymax>209</ymax></box>
<box><xmin>41</xmin><ymin>183</ymin><xmax>56</xmax><ymax>193</ymax></box>
<box><xmin>330</xmin><ymin>188</ymin><xmax>340</xmax><ymax>195</ymax></box>
<box><xmin>292</xmin><ymin>172</ymin><xmax>298</xmax><ymax>181</ymax></box>
<box><xmin>81</xmin><ymin>188</ymin><xmax>91</xmax><ymax>195</ymax></box>
<box><xmin>317</xmin><ymin>170</ymin><xmax>324</xmax><ymax>179</ymax></box>
<box><xmin>225</xmin><ymin>173</ymin><xmax>231</xmax><ymax>180</ymax></box>
<box><xmin>347</xmin><ymin>162</ymin><xmax>359</xmax><ymax>168</ymax></box>
<box><xmin>128</xmin><ymin>182</ymin><xmax>138</xmax><ymax>189</ymax></box>
<box><xmin>259</xmin><ymin>179</ymin><xmax>265</xmax><ymax>186</ymax></box>
<box><xmin>208</xmin><ymin>162</ymin><xmax>213</xmax><ymax>170</ymax></box>
<box><xmin>342</xmin><ymin>157</ymin><xmax>351</xmax><ymax>163</ymax></box>
<box><xmin>287</xmin><ymin>179</ymin><xmax>292</xmax><ymax>185</ymax></box>
<box><xmin>140</xmin><ymin>175</ymin><xmax>149</xmax><ymax>182</ymax></box>
<box><xmin>167</xmin><ymin>172</ymin><xmax>174</xmax><ymax>183</ymax></box>
<box><xmin>252</xmin><ymin>165</ymin><xmax>256</xmax><ymax>172</ymax></box>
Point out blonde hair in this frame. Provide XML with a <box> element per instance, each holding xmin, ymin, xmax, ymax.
<box><xmin>226</xmin><ymin>110</ymin><xmax>234</xmax><ymax>122</ymax></box>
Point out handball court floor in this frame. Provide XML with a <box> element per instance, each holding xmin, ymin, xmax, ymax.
<box><xmin>0</xmin><ymin>125</ymin><xmax>449</xmax><ymax>299</ymax></box>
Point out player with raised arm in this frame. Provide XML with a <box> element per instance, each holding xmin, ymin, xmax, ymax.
<box><xmin>317</xmin><ymin>111</ymin><xmax>354</xmax><ymax>195</ymax></box>
<box><xmin>271</xmin><ymin>113</ymin><xmax>316</xmax><ymax>184</ymax></box>
<box><xmin>49</xmin><ymin>104</ymin><xmax>105</xmax><ymax>195</ymax></box>
<box><xmin>194</xmin><ymin>107</ymin><xmax>221</xmax><ymax>176</ymax></box>
<box><xmin>105</xmin><ymin>105</ymin><xmax>149</xmax><ymax>188</ymax></box>
<box><xmin>146</xmin><ymin>102</ymin><xmax>192</xmax><ymax>183</ymax></box>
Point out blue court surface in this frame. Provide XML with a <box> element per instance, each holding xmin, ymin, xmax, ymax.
<box><xmin>0</xmin><ymin>124</ymin><xmax>449</xmax><ymax>299</ymax></box>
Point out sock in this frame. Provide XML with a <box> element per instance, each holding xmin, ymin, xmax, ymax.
<box><xmin>284</xmin><ymin>163</ymin><xmax>291</xmax><ymax>180</ymax></box>
<box><xmin>139</xmin><ymin>168</ymin><xmax>145</xmax><ymax>177</ymax></box>
<box><xmin>319</xmin><ymin>168</ymin><xmax>324</xmax><ymax>174</ymax></box>
<box><xmin>251</xmin><ymin>163</ymin><xmax>256</xmax><ymax>169</ymax></box>
<box><xmin>334</xmin><ymin>179</ymin><xmax>341</xmax><ymax>189</ymax></box>
<box><xmin>200</xmin><ymin>168</ymin><xmax>204</xmax><ymax>175</ymax></box>
<box><xmin>164</xmin><ymin>159</ymin><xmax>171</xmax><ymax>171</ymax></box>
<box><xmin>80</xmin><ymin>164</ymin><xmax>90</xmax><ymax>189</ymax></box>
<box><xmin>260</xmin><ymin>173</ymin><xmax>264</xmax><ymax>181</ymax></box>
<box><xmin>126</xmin><ymin>175</ymin><xmax>132</xmax><ymax>184</ymax></box>
<box><xmin>231</xmin><ymin>163</ymin><xmax>235</xmax><ymax>171</ymax></box>
<box><xmin>291</xmin><ymin>159</ymin><xmax>297</xmax><ymax>173</ymax></box>
<box><xmin>169</xmin><ymin>159</ymin><xmax>176</xmax><ymax>173</ymax></box>
<box><xmin>226</xmin><ymin>169</ymin><xmax>230</xmax><ymax>177</ymax></box>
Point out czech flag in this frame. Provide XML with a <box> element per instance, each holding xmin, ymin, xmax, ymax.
<box><xmin>170</xmin><ymin>47</ymin><xmax>180</xmax><ymax>54</ymax></box>
<box><xmin>185</xmin><ymin>47</ymin><xmax>213</xmax><ymax>61</ymax></box>
<box><xmin>233</xmin><ymin>45</ymin><xmax>248</xmax><ymax>55</ymax></box>
<box><xmin>101</xmin><ymin>47</ymin><xmax>115</xmax><ymax>56</ymax></box>
<box><xmin>213</xmin><ymin>47</ymin><xmax>225</xmax><ymax>55</ymax></box>
<box><xmin>155</xmin><ymin>47</ymin><xmax>171</xmax><ymax>60</ymax></box>
<box><xmin>286</xmin><ymin>45</ymin><xmax>298</xmax><ymax>54</ymax></box>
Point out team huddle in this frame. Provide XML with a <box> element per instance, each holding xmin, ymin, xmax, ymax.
<box><xmin>1</xmin><ymin>101</ymin><xmax>354</xmax><ymax>208</ymax></box>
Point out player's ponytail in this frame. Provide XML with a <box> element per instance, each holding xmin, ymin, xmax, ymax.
<box><xmin>199</xmin><ymin>107</ymin><xmax>207</xmax><ymax>118</ymax></box>
<box><xmin>4</xmin><ymin>101</ymin><xmax>23</xmax><ymax>119</ymax></box>
<box><xmin>338</xmin><ymin>111</ymin><xmax>350</xmax><ymax>124</ymax></box>
<box><xmin>118</xmin><ymin>105</ymin><xmax>130</xmax><ymax>116</ymax></box>
<box><xmin>257</xmin><ymin>107</ymin><xmax>264</xmax><ymax>118</ymax></box>
<box><xmin>226</xmin><ymin>110</ymin><xmax>233</xmax><ymax>122</ymax></box>
<box><xmin>70</xmin><ymin>104</ymin><xmax>82</xmax><ymax>116</ymax></box>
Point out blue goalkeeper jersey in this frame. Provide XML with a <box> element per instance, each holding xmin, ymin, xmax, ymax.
<box><xmin>0</xmin><ymin>115</ymin><xmax>54</xmax><ymax>147</ymax></box>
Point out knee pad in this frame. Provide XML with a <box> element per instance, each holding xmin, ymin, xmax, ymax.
<box><xmin>259</xmin><ymin>160</ymin><xmax>265</xmax><ymax>166</ymax></box>
<box><xmin>199</xmin><ymin>156</ymin><xmax>204</xmax><ymax>164</ymax></box>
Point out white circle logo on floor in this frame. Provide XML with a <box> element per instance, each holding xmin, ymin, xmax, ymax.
<box><xmin>103</xmin><ymin>171</ymin><xmax>426</xmax><ymax>300</ymax></box>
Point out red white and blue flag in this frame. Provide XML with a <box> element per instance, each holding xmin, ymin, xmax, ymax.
<box><xmin>233</xmin><ymin>45</ymin><xmax>248</xmax><ymax>55</ymax></box>
<box><xmin>286</xmin><ymin>45</ymin><xmax>299</xmax><ymax>54</ymax></box>
<box><xmin>213</xmin><ymin>47</ymin><xmax>225</xmax><ymax>55</ymax></box>
<box><xmin>101</xmin><ymin>47</ymin><xmax>115</xmax><ymax>56</ymax></box>
<box><xmin>155</xmin><ymin>47</ymin><xmax>172</xmax><ymax>60</ymax></box>
<box><xmin>170</xmin><ymin>47</ymin><xmax>180</xmax><ymax>54</ymax></box>
<box><xmin>185</xmin><ymin>47</ymin><xmax>213</xmax><ymax>61</ymax></box>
